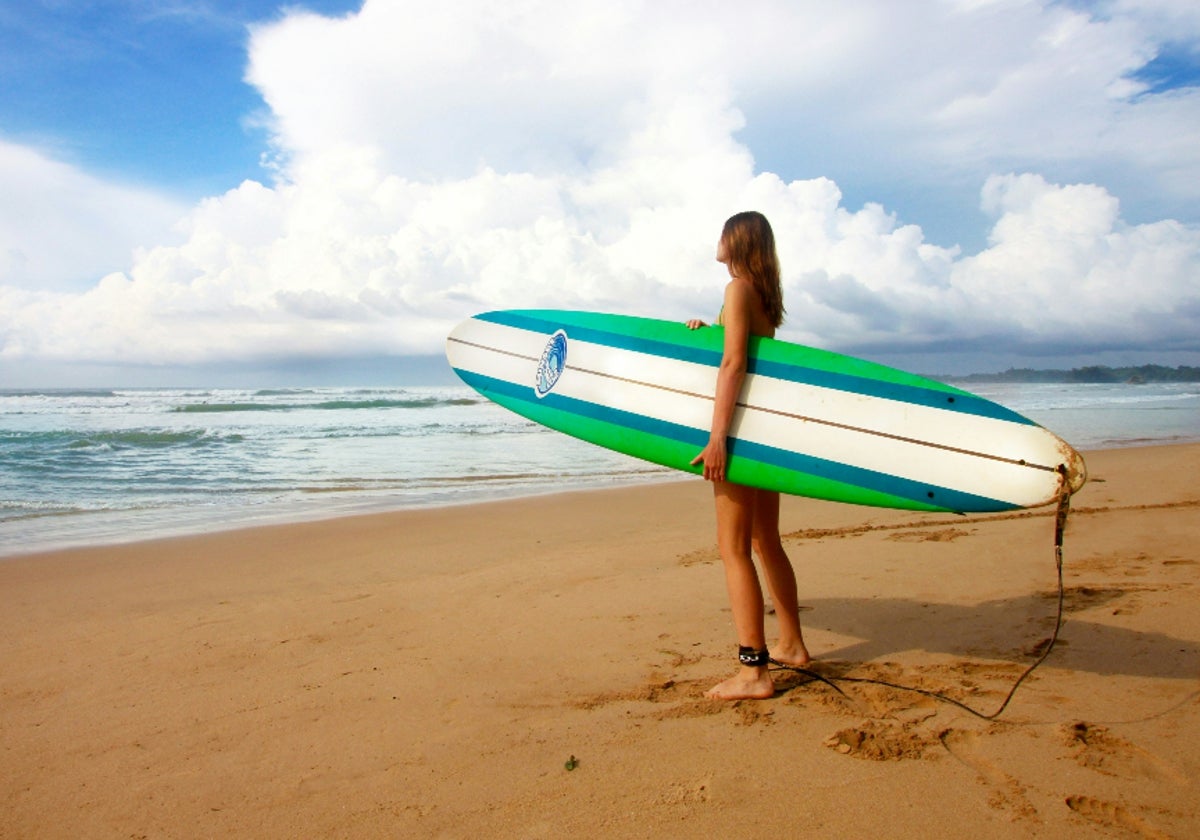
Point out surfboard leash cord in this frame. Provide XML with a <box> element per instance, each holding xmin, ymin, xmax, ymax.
<box><xmin>770</xmin><ymin>475</ymin><xmax>1072</xmax><ymax>721</ymax></box>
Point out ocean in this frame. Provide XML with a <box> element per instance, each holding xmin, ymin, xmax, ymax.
<box><xmin>2</xmin><ymin>381</ymin><xmax>1198</xmax><ymax>557</ymax></box>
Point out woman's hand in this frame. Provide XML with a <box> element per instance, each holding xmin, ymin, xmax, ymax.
<box><xmin>690</xmin><ymin>436</ymin><xmax>728</xmax><ymax>483</ymax></box>
<box><xmin>685</xmin><ymin>319</ymin><xmax>708</xmax><ymax>330</ymax></box>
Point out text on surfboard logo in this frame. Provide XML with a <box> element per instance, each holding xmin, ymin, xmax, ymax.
<box><xmin>535</xmin><ymin>330</ymin><xmax>568</xmax><ymax>397</ymax></box>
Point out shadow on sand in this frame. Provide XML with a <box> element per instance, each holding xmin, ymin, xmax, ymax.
<box><xmin>801</xmin><ymin>589</ymin><xmax>1197</xmax><ymax>681</ymax></box>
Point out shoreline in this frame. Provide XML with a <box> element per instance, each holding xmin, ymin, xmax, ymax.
<box><xmin>6</xmin><ymin>438</ymin><xmax>1196</xmax><ymax>561</ymax></box>
<box><xmin>2</xmin><ymin>443</ymin><xmax>1198</xmax><ymax>836</ymax></box>
<box><xmin>1</xmin><ymin>468</ymin><xmax>680</xmax><ymax>561</ymax></box>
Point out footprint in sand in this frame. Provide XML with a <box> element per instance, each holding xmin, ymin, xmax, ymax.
<box><xmin>885</xmin><ymin>528</ymin><xmax>972</xmax><ymax>543</ymax></box>
<box><xmin>1061</xmin><ymin>722</ymin><xmax>1189</xmax><ymax>784</ymax></box>
<box><xmin>1065</xmin><ymin>795</ymin><xmax>1172</xmax><ymax>840</ymax></box>
<box><xmin>938</xmin><ymin>729</ymin><xmax>1039</xmax><ymax>821</ymax></box>
<box><xmin>677</xmin><ymin>548</ymin><xmax>719</xmax><ymax>566</ymax></box>
<box><xmin>657</xmin><ymin>777</ymin><xmax>711</xmax><ymax>806</ymax></box>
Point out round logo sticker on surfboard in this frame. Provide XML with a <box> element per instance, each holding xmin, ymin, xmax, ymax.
<box><xmin>535</xmin><ymin>330</ymin><xmax>568</xmax><ymax>397</ymax></box>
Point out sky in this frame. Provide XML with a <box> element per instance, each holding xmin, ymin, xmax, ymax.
<box><xmin>1</xmin><ymin>0</ymin><xmax>1199</xmax><ymax>387</ymax></box>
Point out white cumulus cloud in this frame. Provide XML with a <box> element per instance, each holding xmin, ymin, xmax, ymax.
<box><xmin>0</xmin><ymin>139</ymin><xmax>187</xmax><ymax>292</ymax></box>
<box><xmin>2</xmin><ymin>0</ymin><xmax>1199</xmax><ymax>376</ymax></box>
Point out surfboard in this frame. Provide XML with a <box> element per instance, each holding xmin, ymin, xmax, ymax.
<box><xmin>445</xmin><ymin>309</ymin><xmax>1087</xmax><ymax>513</ymax></box>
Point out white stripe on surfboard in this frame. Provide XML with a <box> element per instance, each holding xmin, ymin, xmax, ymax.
<box><xmin>562</xmin><ymin>331</ymin><xmax>1063</xmax><ymax>471</ymax></box>
<box><xmin>558</xmin><ymin>359</ymin><xmax>1059</xmax><ymax>507</ymax></box>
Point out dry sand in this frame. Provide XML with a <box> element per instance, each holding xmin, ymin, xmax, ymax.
<box><xmin>2</xmin><ymin>444</ymin><xmax>1198</xmax><ymax>838</ymax></box>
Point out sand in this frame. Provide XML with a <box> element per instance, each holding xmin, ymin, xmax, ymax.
<box><xmin>2</xmin><ymin>444</ymin><xmax>1198</xmax><ymax>838</ymax></box>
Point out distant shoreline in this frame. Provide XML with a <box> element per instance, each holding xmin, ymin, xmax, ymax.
<box><xmin>942</xmin><ymin>364</ymin><xmax>1200</xmax><ymax>384</ymax></box>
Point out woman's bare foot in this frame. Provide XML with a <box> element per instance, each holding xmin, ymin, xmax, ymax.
<box><xmin>769</xmin><ymin>641</ymin><xmax>811</xmax><ymax>668</ymax></box>
<box><xmin>705</xmin><ymin>668</ymin><xmax>775</xmax><ymax>700</ymax></box>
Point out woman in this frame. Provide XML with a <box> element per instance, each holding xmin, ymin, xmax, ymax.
<box><xmin>688</xmin><ymin>211</ymin><xmax>811</xmax><ymax>700</ymax></box>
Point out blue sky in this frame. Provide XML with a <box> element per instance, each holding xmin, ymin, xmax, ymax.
<box><xmin>2</xmin><ymin>0</ymin><xmax>1199</xmax><ymax>386</ymax></box>
<box><xmin>0</xmin><ymin>0</ymin><xmax>360</xmax><ymax>195</ymax></box>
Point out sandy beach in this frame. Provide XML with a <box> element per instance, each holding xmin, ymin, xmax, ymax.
<box><xmin>2</xmin><ymin>443</ymin><xmax>1198</xmax><ymax>838</ymax></box>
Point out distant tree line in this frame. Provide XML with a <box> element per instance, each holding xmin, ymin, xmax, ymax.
<box><xmin>952</xmin><ymin>365</ymin><xmax>1200</xmax><ymax>383</ymax></box>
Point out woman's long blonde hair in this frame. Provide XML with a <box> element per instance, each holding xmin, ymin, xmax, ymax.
<box><xmin>722</xmin><ymin>211</ymin><xmax>784</xmax><ymax>328</ymax></box>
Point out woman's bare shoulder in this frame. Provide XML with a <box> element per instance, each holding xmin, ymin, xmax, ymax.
<box><xmin>722</xmin><ymin>277</ymin><xmax>756</xmax><ymax>305</ymax></box>
<box><xmin>724</xmin><ymin>278</ymin><xmax>774</xmax><ymax>335</ymax></box>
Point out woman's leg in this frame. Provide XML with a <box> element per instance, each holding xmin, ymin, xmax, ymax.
<box><xmin>751</xmin><ymin>490</ymin><xmax>810</xmax><ymax>666</ymax></box>
<box><xmin>706</xmin><ymin>481</ymin><xmax>774</xmax><ymax>699</ymax></box>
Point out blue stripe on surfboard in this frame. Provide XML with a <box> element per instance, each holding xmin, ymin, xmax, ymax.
<box><xmin>474</xmin><ymin>310</ymin><xmax>1031</xmax><ymax>425</ymax></box>
<box><xmin>477</xmin><ymin>310</ymin><xmax>723</xmax><ymax>367</ymax></box>
<box><xmin>453</xmin><ymin>367</ymin><xmax>1018</xmax><ymax>513</ymax></box>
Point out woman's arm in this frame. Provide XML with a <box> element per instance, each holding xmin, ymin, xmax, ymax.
<box><xmin>690</xmin><ymin>280</ymin><xmax>752</xmax><ymax>482</ymax></box>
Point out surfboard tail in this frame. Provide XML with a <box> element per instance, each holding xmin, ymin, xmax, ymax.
<box><xmin>1058</xmin><ymin>441</ymin><xmax>1088</xmax><ymax>497</ymax></box>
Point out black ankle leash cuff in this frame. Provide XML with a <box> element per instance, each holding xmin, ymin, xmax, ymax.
<box><xmin>738</xmin><ymin>646</ymin><xmax>769</xmax><ymax>667</ymax></box>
